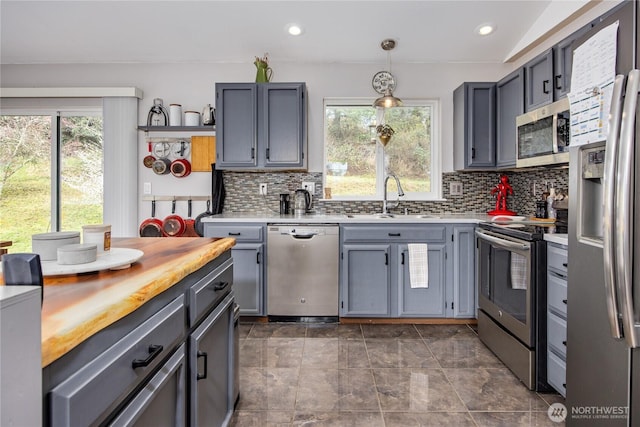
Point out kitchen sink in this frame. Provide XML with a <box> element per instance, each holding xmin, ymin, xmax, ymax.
<box><xmin>345</xmin><ymin>214</ymin><xmax>440</xmax><ymax>220</ymax></box>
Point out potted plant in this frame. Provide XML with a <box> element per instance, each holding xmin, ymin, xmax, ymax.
<box><xmin>376</xmin><ymin>124</ymin><xmax>395</xmax><ymax>146</ymax></box>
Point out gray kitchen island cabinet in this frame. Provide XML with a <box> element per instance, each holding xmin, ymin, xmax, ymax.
<box><xmin>205</xmin><ymin>223</ymin><xmax>266</xmax><ymax>316</ymax></box>
<box><xmin>215</xmin><ymin>82</ymin><xmax>306</xmax><ymax>170</ymax></box>
<box><xmin>340</xmin><ymin>224</ymin><xmax>476</xmax><ymax>318</ymax></box>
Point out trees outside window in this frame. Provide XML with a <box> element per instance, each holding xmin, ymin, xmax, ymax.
<box><xmin>0</xmin><ymin>113</ymin><xmax>103</xmax><ymax>252</ymax></box>
<box><xmin>324</xmin><ymin>99</ymin><xmax>440</xmax><ymax>200</ymax></box>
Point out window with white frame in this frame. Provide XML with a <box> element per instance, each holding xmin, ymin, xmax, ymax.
<box><xmin>324</xmin><ymin>99</ymin><xmax>440</xmax><ymax>201</ymax></box>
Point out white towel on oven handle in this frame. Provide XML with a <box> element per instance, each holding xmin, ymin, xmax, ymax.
<box><xmin>408</xmin><ymin>243</ymin><xmax>429</xmax><ymax>288</ymax></box>
<box><xmin>510</xmin><ymin>253</ymin><xmax>528</xmax><ymax>290</ymax></box>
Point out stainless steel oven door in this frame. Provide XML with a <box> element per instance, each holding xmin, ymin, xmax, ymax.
<box><xmin>476</xmin><ymin>229</ymin><xmax>534</xmax><ymax>346</ymax></box>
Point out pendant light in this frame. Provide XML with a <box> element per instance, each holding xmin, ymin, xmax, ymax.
<box><xmin>373</xmin><ymin>39</ymin><xmax>403</xmax><ymax>108</ymax></box>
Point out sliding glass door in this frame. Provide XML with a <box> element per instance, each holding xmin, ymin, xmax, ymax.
<box><xmin>0</xmin><ymin>112</ymin><xmax>103</xmax><ymax>252</ymax></box>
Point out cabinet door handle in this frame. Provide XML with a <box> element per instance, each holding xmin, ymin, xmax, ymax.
<box><xmin>563</xmin><ymin>340</ymin><xmax>567</xmax><ymax>346</ymax></box>
<box><xmin>401</xmin><ymin>253</ymin><xmax>405</xmax><ymax>265</ymax></box>
<box><xmin>562</xmin><ymin>262</ymin><xmax>568</xmax><ymax>268</ymax></box>
<box><xmin>251</xmin><ymin>147</ymin><xmax>255</xmax><ymax>159</ymax></box>
<box><xmin>385</xmin><ymin>253</ymin><xmax>389</xmax><ymax>265</ymax></box>
<box><xmin>228</xmin><ymin>232</ymin><xmax>241</xmax><ymax>236</ymax></box>
<box><xmin>471</xmin><ymin>147</ymin><xmax>476</xmax><ymax>159</ymax></box>
<box><xmin>213</xmin><ymin>281</ymin><xmax>230</xmax><ymax>291</ymax></box>
<box><xmin>132</xmin><ymin>345</ymin><xmax>163</xmax><ymax>369</ymax></box>
<box><xmin>388</xmin><ymin>233</ymin><xmax>401</xmax><ymax>237</ymax></box>
<box><xmin>543</xmin><ymin>80</ymin><xmax>550</xmax><ymax>94</ymax></box>
<box><xmin>266</xmin><ymin>148</ymin><xmax>270</xmax><ymax>160</ymax></box>
<box><xmin>555</xmin><ymin>75</ymin><xmax>562</xmax><ymax>90</ymax></box>
<box><xmin>197</xmin><ymin>350</ymin><xmax>208</xmax><ymax>380</ymax></box>
<box><xmin>562</xmin><ymin>299</ymin><xmax>568</xmax><ymax>305</ymax></box>
<box><xmin>256</xmin><ymin>252</ymin><xmax>260</xmax><ymax>264</ymax></box>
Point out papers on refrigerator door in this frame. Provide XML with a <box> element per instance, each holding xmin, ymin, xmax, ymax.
<box><xmin>567</xmin><ymin>21</ymin><xmax>618</xmax><ymax>146</ymax></box>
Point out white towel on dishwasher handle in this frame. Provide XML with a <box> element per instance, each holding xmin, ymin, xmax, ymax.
<box><xmin>408</xmin><ymin>243</ymin><xmax>429</xmax><ymax>288</ymax></box>
<box><xmin>510</xmin><ymin>253</ymin><xmax>528</xmax><ymax>290</ymax></box>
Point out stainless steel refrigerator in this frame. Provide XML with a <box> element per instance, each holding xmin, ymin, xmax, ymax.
<box><xmin>567</xmin><ymin>1</ymin><xmax>640</xmax><ymax>426</ymax></box>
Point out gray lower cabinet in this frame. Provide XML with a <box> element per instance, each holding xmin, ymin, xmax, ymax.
<box><xmin>547</xmin><ymin>241</ymin><xmax>568</xmax><ymax>397</ymax></box>
<box><xmin>398</xmin><ymin>243</ymin><xmax>447</xmax><ymax>317</ymax></box>
<box><xmin>45</xmin><ymin>252</ymin><xmax>235</xmax><ymax>427</ymax></box>
<box><xmin>215</xmin><ymin>82</ymin><xmax>306</xmax><ymax>170</ymax></box>
<box><xmin>495</xmin><ymin>68</ymin><xmax>524</xmax><ymax>168</ymax></box>
<box><xmin>49</xmin><ymin>296</ymin><xmax>187</xmax><ymax>427</ymax></box>
<box><xmin>342</xmin><ymin>244</ymin><xmax>392</xmax><ymax>316</ymax></box>
<box><xmin>340</xmin><ymin>224</ymin><xmax>474</xmax><ymax>318</ymax></box>
<box><xmin>189</xmin><ymin>293</ymin><xmax>235</xmax><ymax>427</ymax></box>
<box><xmin>109</xmin><ymin>344</ymin><xmax>187</xmax><ymax>426</ymax></box>
<box><xmin>205</xmin><ymin>223</ymin><xmax>266</xmax><ymax>316</ymax></box>
<box><xmin>453</xmin><ymin>82</ymin><xmax>496</xmax><ymax>170</ymax></box>
<box><xmin>450</xmin><ymin>225</ymin><xmax>476</xmax><ymax>318</ymax></box>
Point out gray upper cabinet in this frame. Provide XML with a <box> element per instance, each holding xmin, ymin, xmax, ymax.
<box><xmin>215</xmin><ymin>83</ymin><xmax>258</xmax><ymax>168</ymax></box>
<box><xmin>553</xmin><ymin>25</ymin><xmax>592</xmax><ymax>101</ymax></box>
<box><xmin>495</xmin><ymin>69</ymin><xmax>524</xmax><ymax>168</ymax></box>
<box><xmin>553</xmin><ymin>38</ymin><xmax>574</xmax><ymax>101</ymax></box>
<box><xmin>453</xmin><ymin>82</ymin><xmax>496</xmax><ymax>170</ymax></box>
<box><xmin>525</xmin><ymin>48</ymin><xmax>554</xmax><ymax>111</ymax></box>
<box><xmin>215</xmin><ymin>82</ymin><xmax>306</xmax><ymax>170</ymax></box>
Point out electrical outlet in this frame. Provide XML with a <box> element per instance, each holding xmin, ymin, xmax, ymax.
<box><xmin>302</xmin><ymin>181</ymin><xmax>315</xmax><ymax>194</ymax></box>
<box><xmin>143</xmin><ymin>182</ymin><xmax>152</xmax><ymax>195</ymax></box>
<box><xmin>449</xmin><ymin>181</ymin><xmax>463</xmax><ymax>196</ymax></box>
<box><xmin>259</xmin><ymin>183</ymin><xmax>268</xmax><ymax>195</ymax></box>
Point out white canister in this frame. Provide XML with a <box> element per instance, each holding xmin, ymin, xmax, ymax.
<box><xmin>82</xmin><ymin>224</ymin><xmax>111</xmax><ymax>253</ymax></box>
<box><xmin>184</xmin><ymin>111</ymin><xmax>201</xmax><ymax>127</ymax></box>
<box><xmin>169</xmin><ymin>104</ymin><xmax>182</xmax><ymax>126</ymax></box>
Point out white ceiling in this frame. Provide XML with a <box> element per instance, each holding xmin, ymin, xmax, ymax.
<box><xmin>0</xmin><ymin>0</ymin><xmax>595</xmax><ymax>66</ymax></box>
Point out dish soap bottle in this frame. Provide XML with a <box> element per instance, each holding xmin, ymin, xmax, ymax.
<box><xmin>547</xmin><ymin>188</ymin><xmax>556</xmax><ymax>219</ymax></box>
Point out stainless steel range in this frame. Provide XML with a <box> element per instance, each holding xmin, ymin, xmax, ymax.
<box><xmin>476</xmin><ymin>222</ymin><xmax>555</xmax><ymax>391</ymax></box>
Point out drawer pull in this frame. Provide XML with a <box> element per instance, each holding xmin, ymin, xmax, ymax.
<box><xmin>562</xmin><ymin>262</ymin><xmax>568</xmax><ymax>268</ymax></box>
<box><xmin>228</xmin><ymin>232</ymin><xmax>241</xmax><ymax>236</ymax></box>
<box><xmin>388</xmin><ymin>233</ymin><xmax>401</xmax><ymax>237</ymax></box>
<box><xmin>132</xmin><ymin>345</ymin><xmax>163</xmax><ymax>369</ymax></box>
<box><xmin>563</xmin><ymin>383</ymin><xmax>566</xmax><ymax>388</ymax></box>
<box><xmin>562</xmin><ymin>299</ymin><xmax>568</xmax><ymax>305</ymax></box>
<box><xmin>212</xmin><ymin>281</ymin><xmax>230</xmax><ymax>292</ymax></box>
<box><xmin>197</xmin><ymin>350</ymin><xmax>208</xmax><ymax>380</ymax></box>
<box><xmin>563</xmin><ymin>340</ymin><xmax>567</xmax><ymax>346</ymax></box>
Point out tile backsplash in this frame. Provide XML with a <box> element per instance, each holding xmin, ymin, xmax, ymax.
<box><xmin>220</xmin><ymin>168</ymin><xmax>569</xmax><ymax>217</ymax></box>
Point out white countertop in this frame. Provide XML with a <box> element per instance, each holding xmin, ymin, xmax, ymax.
<box><xmin>544</xmin><ymin>233</ymin><xmax>569</xmax><ymax>246</ymax></box>
<box><xmin>202</xmin><ymin>212</ymin><xmax>491</xmax><ymax>224</ymax></box>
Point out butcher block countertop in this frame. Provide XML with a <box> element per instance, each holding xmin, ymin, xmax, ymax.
<box><xmin>8</xmin><ymin>237</ymin><xmax>235</xmax><ymax>367</ymax></box>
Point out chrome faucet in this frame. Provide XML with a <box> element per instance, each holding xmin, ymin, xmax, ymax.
<box><xmin>383</xmin><ymin>173</ymin><xmax>405</xmax><ymax>214</ymax></box>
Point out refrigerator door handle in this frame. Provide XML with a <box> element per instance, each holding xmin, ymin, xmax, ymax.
<box><xmin>603</xmin><ymin>74</ymin><xmax>626</xmax><ymax>340</ymax></box>
<box><xmin>615</xmin><ymin>69</ymin><xmax>640</xmax><ymax>348</ymax></box>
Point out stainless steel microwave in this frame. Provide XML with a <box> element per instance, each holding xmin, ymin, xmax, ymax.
<box><xmin>516</xmin><ymin>98</ymin><xmax>570</xmax><ymax>168</ymax></box>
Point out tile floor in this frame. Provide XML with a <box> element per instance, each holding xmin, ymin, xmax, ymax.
<box><xmin>231</xmin><ymin>323</ymin><xmax>565</xmax><ymax>427</ymax></box>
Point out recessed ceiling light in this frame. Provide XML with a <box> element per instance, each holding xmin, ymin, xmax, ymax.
<box><xmin>286</xmin><ymin>24</ymin><xmax>303</xmax><ymax>36</ymax></box>
<box><xmin>475</xmin><ymin>23</ymin><xmax>496</xmax><ymax>36</ymax></box>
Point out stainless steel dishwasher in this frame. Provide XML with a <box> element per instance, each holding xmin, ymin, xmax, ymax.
<box><xmin>267</xmin><ymin>224</ymin><xmax>339</xmax><ymax>321</ymax></box>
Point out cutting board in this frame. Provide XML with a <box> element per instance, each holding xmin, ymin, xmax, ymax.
<box><xmin>191</xmin><ymin>135</ymin><xmax>216</xmax><ymax>171</ymax></box>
